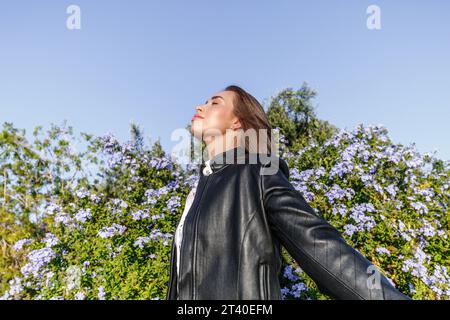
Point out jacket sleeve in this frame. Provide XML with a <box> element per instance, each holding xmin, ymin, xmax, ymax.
<box><xmin>260</xmin><ymin>158</ymin><xmax>411</xmax><ymax>300</ymax></box>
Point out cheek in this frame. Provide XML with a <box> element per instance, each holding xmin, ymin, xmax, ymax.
<box><xmin>206</xmin><ymin>111</ymin><xmax>228</xmax><ymax>131</ymax></box>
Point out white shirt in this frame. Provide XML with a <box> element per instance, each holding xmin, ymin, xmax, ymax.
<box><xmin>175</xmin><ymin>159</ymin><xmax>212</xmax><ymax>278</ymax></box>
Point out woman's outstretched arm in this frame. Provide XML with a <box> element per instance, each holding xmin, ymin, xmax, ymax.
<box><xmin>260</xmin><ymin>158</ymin><xmax>411</xmax><ymax>300</ymax></box>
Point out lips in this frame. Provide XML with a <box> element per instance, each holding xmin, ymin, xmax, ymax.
<box><xmin>192</xmin><ymin>115</ymin><xmax>204</xmax><ymax>121</ymax></box>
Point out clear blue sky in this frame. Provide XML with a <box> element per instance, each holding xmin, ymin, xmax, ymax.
<box><xmin>1</xmin><ymin>1</ymin><xmax>449</xmax><ymax>159</ymax></box>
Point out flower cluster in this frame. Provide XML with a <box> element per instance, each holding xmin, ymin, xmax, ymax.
<box><xmin>20</xmin><ymin>248</ymin><xmax>57</xmax><ymax>278</ymax></box>
<box><xmin>98</xmin><ymin>224</ymin><xmax>127</xmax><ymax>239</ymax></box>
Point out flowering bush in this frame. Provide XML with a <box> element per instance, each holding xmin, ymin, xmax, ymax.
<box><xmin>278</xmin><ymin>124</ymin><xmax>449</xmax><ymax>300</ymax></box>
<box><xmin>0</xmin><ymin>122</ymin><xmax>196</xmax><ymax>300</ymax></box>
<box><xmin>1</xmin><ymin>122</ymin><xmax>449</xmax><ymax>300</ymax></box>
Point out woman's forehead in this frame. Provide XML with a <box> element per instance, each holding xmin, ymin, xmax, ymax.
<box><xmin>211</xmin><ymin>90</ymin><xmax>235</xmax><ymax>102</ymax></box>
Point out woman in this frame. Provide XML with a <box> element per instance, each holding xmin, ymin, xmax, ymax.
<box><xmin>166</xmin><ymin>85</ymin><xmax>410</xmax><ymax>300</ymax></box>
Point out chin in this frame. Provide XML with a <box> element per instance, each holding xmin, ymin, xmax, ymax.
<box><xmin>190</xmin><ymin>126</ymin><xmax>204</xmax><ymax>140</ymax></box>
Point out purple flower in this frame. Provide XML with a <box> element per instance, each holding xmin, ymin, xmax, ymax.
<box><xmin>360</xmin><ymin>174</ymin><xmax>374</xmax><ymax>185</ymax></box>
<box><xmin>21</xmin><ymin>248</ymin><xmax>56</xmax><ymax>278</ymax></box>
<box><xmin>400</xmin><ymin>247</ymin><xmax>449</xmax><ymax>296</ymax></box>
<box><xmin>43</xmin><ymin>233</ymin><xmax>59</xmax><ymax>248</ymax></box>
<box><xmin>90</xmin><ymin>194</ymin><xmax>102</xmax><ymax>203</ymax></box>
<box><xmin>101</xmin><ymin>133</ymin><xmax>120</xmax><ymax>153</ymax></box>
<box><xmin>112</xmin><ymin>198</ymin><xmax>128</xmax><ymax>209</ymax></box>
<box><xmin>13</xmin><ymin>239</ymin><xmax>33</xmax><ymax>251</ymax></box>
<box><xmin>98</xmin><ymin>224</ymin><xmax>127</xmax><ymax>239</ymax></box>
<box><xmin>331</xmin><ymin>204</ymin><xmax>347</xmax><ymax>217</ymax></box>
<box><xmin>385</xmin><ymin>184</ymin><xmax>398</xmax><ymax>198</ymax></box>
<box><xmin>411</xmin><ymin>202</ymin><xmax>429</xmax><ymax>215</ymax></box>
<box><xmin>325</xmin><ymin>184</ymin><xmax>354</xmax><ymax>204</ymax></box>
<box><xmin>314</xmin><ymin>167</ymin><xmax>326</xmax><ymax>178</ymax></box>
<box><xmin>372</xmin><ymin>183</ymin><xmax>383</xmax><ymax>194</ymax></box>
<box><xmin>419</xmin><ymin>220</ymin><xmax>436</xmax><ymax>237</ymax></box>
<box><xmin>149</xmin><ymin>229</ymin><xmax>173</xmax><ymax>245</ymax></box>
<box><xmin>54</xmin><ymin>212</ymin><xmax>71</xmax><ymax>226</ymax></box>
<box><xmin>290</xmin><ymin>282</ymin><xmax>307</xmax><ymax>298</ymax></box>
<box><xmin>74</xmin><ymin>208</ymin><xmax>92</xmax><ymax>223</ymax></box>
<box><xmin>329</xmin><ymin>161</ymin><xmax>354</xmax><ymax>179</ymax></box>
<box><xmin>166</xmin><ymin>196</ymin><xmax>181</xmax><ymax>213</ymax></box>
<box><xmin>151</xmin><ymin>213</ymin><xmax>166</xmax><ymax>221</ymax></box>
<box><xmin>404</xmin><ymin>151</ymin><xmax>423</xmax><ymax>169</ymax></box>
<box><xmin>75</xmin><ymin>291</ymin><xmax>85</xmax><ymax>300</ymax></box>
<box><xmin>414</xmin><ymin>188</ymin><xmax>435</xmax><ymax>202</ymax></box>
<box><xmin>131</xmin><ymin>209</ymin><xmax>150</xmax><ymax>221</ymax></box>
<box><xmin>343</xmin><ymin>224</ymin><xmax>358</xmax><ymax>237</ymax></box>
<box><xmin>107</xmin><ymin>153</ymin><xmax>124</xmax><ymax>168</ymax></box>
<box><xmin>3</xmin><ymin>277</ymin><xmax>23</xmax><ymax>298</ymax></box>
<box><xmin>46</xmin><ymin>203</ymin><xmax>61</xmax><ymax>215</ymax></box>
<box><xmin>76</xmin><ymin>188</ymin><xmax>89</xmax><ymax>199</ymax></box>
<box><xmin>280</xmin><ymin>287</ymin><xmax>290</xmax><ymax>300</ymax></box>
<box><xmin>98</xmin><ymin>286</ymin><xmax>106</xmax><ymax>300</ymax></box>
<box><xmin>283</xmin><ymin>265</ymin><xmax>300</xmax><ymax>281</ymax></box>
<box><xmin>133</xmin><ymin>237</ymin><xmax>151</xmax><ymax>249</ymax></box>
<box><xmin>348</xmin><ymin>205</ymin><xmax>376</xmax><ymax>233</ymax></box>
<box><xmin>376</xmin><ymin>247</ymin><xmax>391</xmax><ymax>256</ymax></box>
<box><xmin>149</xmin><ymin>157</ymin><xmax>173</xmax><ymax>171</ymax></box>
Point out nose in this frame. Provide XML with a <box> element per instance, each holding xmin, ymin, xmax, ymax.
<box><xmin>196</xmin><ymin>105</ymin><xmax>204</xmax><ymax>114</ymax></box>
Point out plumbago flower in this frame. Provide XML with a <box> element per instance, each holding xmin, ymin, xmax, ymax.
<box><xmin>131</xmin><ymin>209</ymin><xmax>150</xmax><ymax>221</ymax></box>
<box><xmin>20</xmin><ymin>247</ymin><xmax>57</xmax><ymax>279</ymax></box>
<box><xmin>43</xmin><ymin>233</ymin><xmax>59</xmax><ymax>248</ymax></box>
<box><xmin>280</xmin><ymin>265</ymin><xmax>313</xmax><ymax>299</ymax></box>
<box><xmin>74</xmin><ymin>208</ymin><xmax>92</xmax><ymax>223</ymax></box>
<box><xmin>149</xmin><ymin>157</ymin><xmax>174</xmax><ymax>171</ymax></box>
<box><xmin>166</xmin><ymin>196</ymin><xmax>181</xmax><ymax>213</ymax></box>
<box><xmin>376</xmin><ymin>247</ymin><xmax>391</xmax><ymax>256</ymax></box>
<box><xmin>98</xmin><ymin>224</ymin><xmax>127</xmax><ymax>239</ymax></box>
<box><xmin>0</xmin><ymin>277</ymin><xmax>23</xmax><ymax>300</ymax></box>
<box><xmin>76</xmin><ymin>187</ymin><xmax>89</xmax><ymax>199</ymax></box>
<box><xmin>13</xmin><ymin>239</ymin><xmax>33</xmax><ymax>251</ymax></box>
<box><xmin>108</xmin><ymin>198</ymin><xmax>129</xmax><ymax>216</ymax></box>
<box><xmin>1</xmin><ymin>122</ymin><xmax>448</xmax><ymax>300</ymax></box>
<box><xmin>343</xmin><ymin>203</ymin><xmax>377</xmax><ymax>237</ymax></box>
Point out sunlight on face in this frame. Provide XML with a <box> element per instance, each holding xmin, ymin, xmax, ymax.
<box><xmin>190</xmin><ymin>90</ymin><xmax>240</xmax><ymax>143</ymax></box>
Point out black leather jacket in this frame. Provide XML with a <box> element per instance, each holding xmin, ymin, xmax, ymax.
<box><xmin>166</xmin><ymin>146</ymin><xmax>410</xmax><ymax>300</ymax></box>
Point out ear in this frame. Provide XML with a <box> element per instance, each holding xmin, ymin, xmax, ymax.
<box><xmin>231</xmin><ymin>118</ymin><xmax>242</xmax><ymax>130</ymax></box>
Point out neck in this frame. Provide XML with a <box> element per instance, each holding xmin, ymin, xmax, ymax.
<box><xmin>205</xmin><ymin>135</ymin><xmax>242</xmax><ymax>161</ymax></box>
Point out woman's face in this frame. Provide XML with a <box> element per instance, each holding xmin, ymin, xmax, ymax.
<box><xmin>191</xmin><ymin>90</ymin><xmax>241</xmax><ymax>142</ymax></box>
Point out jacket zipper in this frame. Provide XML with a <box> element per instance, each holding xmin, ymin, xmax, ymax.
<box><xmin>260</xmin><ymin>263</ymin><xmax>269</xmax><ymax>299</ymax></box>
<box><xmin>192</xmin><ymin>175</ymin><xmax>211</xmax><ymax>299</ymax></box>
<box><xmin>263</xmin><ymin>263</ymin><xmax>269</xmax><ymax>299</ymax></box>
<box><xmin>179</xmin><ymin>173</ymin><xmax>211</xmax><ymax>299</ymax></box>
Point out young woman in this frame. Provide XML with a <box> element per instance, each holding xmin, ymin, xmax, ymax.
<box><xmin>166</xmin><ymin>85</ymin><xmax>410</xmax><ymax>300</ymax></box>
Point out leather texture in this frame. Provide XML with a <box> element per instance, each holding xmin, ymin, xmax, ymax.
<box><xmin>166</xmin><ymin>146</ymin><xmax>411</xmax><ymax>300</ymax></box>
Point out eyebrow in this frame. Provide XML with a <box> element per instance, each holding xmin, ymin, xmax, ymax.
<box><xmin>204</xmin><ymin>95</ymin><xmax>225</xmax><ymax>104</ymax></box>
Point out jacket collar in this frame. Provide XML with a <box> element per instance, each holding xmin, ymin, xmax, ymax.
<box><xmin>200</xmin><ymin>146</ymin><xmax>248</xmax><ymax>176</ymax></box>
<box><xmin>199</xmin><ymin>145</ymin><xmax>290</xmax><ymax>178</ymax></box>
